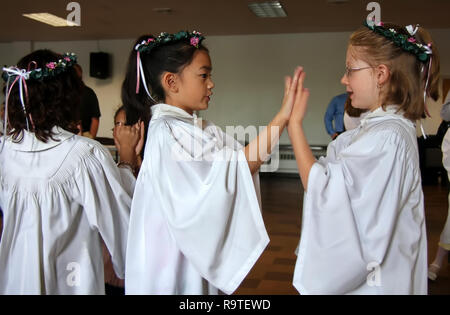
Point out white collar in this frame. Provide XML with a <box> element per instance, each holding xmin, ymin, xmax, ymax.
<box><xmin>151</xmin><ymin>103</ymin><xmax>198</xmax><ymax>121</ymax></box>
<box><xmin>360</xmin><ymin>105</ymin><xmax>408</xmax><ymax>125</ymax></box>
<box><xmin>5</xmin><ymin>126</ymin><xmax>74</xmax><ymax>152</ymax></box>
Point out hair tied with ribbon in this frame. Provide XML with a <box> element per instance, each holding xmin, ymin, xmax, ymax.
<box><xmin>0</xmin><ymin>52</ymin><xmax>78</xmax><ymax>152</ymax></box>
<box><xmin>134</xmin><ymin>31</ymin><xmax>205</xmax><ymax>101</ymax></box>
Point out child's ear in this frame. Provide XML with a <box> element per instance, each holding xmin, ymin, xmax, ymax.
<box><xmin>162</xmin><ymin>72</ymin><xmax>178</xmax><ymax>93</ymax></box>
<box><xmin>377</xmin><ymin>64</ymin><xmax>390</xmax><ymax>85</ymax></box>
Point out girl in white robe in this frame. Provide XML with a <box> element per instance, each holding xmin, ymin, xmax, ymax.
<box><xmin>287</xmin><ymin>23</ymin><xmax>441</xmax><ymax>294</ymax></box>
<box><xmin>122</xmin><ymin>32</ymin><xmax>301</xmax><ymax>294</ymax></box>
<box><xmin>0</xmin><ymin>50</ymin><xmax>142</xmax><ymax>294</ymax></box>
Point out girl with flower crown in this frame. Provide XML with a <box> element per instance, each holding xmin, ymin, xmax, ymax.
<box><xmin>122</xmin><ymin>32</ymin><xmax>302</xmax><ymax>295</ymax></box>
<box><xmin>288</xmin><ymin>23</ymin><xmax>441</xmax><ymax>295</ymax></box>
<box><xmin>0</xmin><ymin>49</ymin><xmax>143</xmax><ymax>294</ymax></box>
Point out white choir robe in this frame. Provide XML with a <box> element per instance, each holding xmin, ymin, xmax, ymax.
<box><xmin>0</xmin><ymin>127</ymin><xmax>134</xmax><ymax>294</ymax></box>
<box><xmin>293</xmin><ymin>106</ymin><xmax>427</xmax><ymax>295</ymax></box>
<box><xmin>125</xmin><ymin>104</ymin><xmax>269</xmax><ymax>295</ymax></box>
<box><xmin>439</xmin><ymin>130</ymin><xmax>450</xmax><ymax>249</ymax></box>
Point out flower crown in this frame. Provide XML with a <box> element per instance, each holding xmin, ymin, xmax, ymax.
<box><xmin>135</xmin><ymin>31</ymin><xmax>205</xmax><ymax>54</ymax></box>
<box><xmin>364</xmin><ymin>21</ymin><xmax>432</xmax><ymax>63</ymax></box>
<box><xmin>2</xmin><ymin>52</ymin><xmax>78</xmax><ymax>82</ymax></box>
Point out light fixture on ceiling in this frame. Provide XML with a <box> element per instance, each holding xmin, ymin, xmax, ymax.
<box><xmin>327</xmin><ymin>0</ymin><xmax>349</xmax><ymax>4</ymax></box>
<box><xmin>248</xmin><ymin>1</ymin><xmax>287</xmax><ymax>18</ymax></box>
<box><xmin>23</xmin><ymin>13</ymin><xmax>79</xmax><ymax>27</ymax></box>
<box><xmin>153</xmin><ymin>8</ymin><xmax>173</xmax><ymax>15</ymax></box>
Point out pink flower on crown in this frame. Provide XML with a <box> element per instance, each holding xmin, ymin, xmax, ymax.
<box><xmin>376</xmin><ymin>21</ymin><xmax>384</xmax><ymax>27</ymax></box>
<box><xmin>408</xmin><ymin>37</ymin><xmax>416</xmax><ymax>43</ymax></box>
<box><xmin>190</xmin><ymin>37</ymin><xmax>200</xmax><ymax>47</ymax></box>
<box><xmin>64</xmin><ymin>57</ymin><xmax>71</xmax><ymax>62</ymax></box>
<box><xmin>147</xmin><ymin>38</ymin><xmax>155</xmax><ymax>44</ymax></box>
<box><xmin>46</xmin><ymin>62</ymin><xmax>56</xmax><ymax>70</ymax></box>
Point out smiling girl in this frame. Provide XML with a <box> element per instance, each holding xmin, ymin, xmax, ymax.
<box><xmin>288</xmin><ymin>22</ymin><xmax>440</xmax><ymax>294</ymax></box>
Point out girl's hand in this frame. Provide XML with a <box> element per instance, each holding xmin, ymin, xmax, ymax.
<box><xmin>114</xmin><ymin>122</ymin><xmax>142</xmax><ymax>166</ymax></box>
<box><xmin>289</xmin><ymin>70</ymin><xmax>310</xmax><ymax>126</ymax></box>
<box><xmin>113</xmin><ymin>123</ymin><xmax>142</xmax><ymax>151</ymax></box>
<box><xmin>278</xmin><ymin>67</ymin><xmax>303</xmax><ymax>123</ymax></box>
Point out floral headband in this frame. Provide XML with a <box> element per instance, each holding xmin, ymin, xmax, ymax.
<box><xmin>134</xmin><ymin>31</ymin><xmax>205</xmax><ymax>101</ymax></box>
<box><xmin>365</xmin><ymin>21</ymin><xmax>434</xmax><ymax>118</ymax></box>
<box><xmin>0</xmin><ymin>53</ymin><xmax>77</xmax><ymax>147</ymax></box>
<box><xmin>2</xmin><ymin>53</ymin><xmax>78</xmax><ymax>83</ymax></box>
<box><xmin>135</xmin><ymin>31</ymin><xmax>205</xmax><ymax>54</ymax></box>
<box><xmin>364</xmin><ymin>21</ymin><xmax>432</xmax><ymax>63</ymax></box>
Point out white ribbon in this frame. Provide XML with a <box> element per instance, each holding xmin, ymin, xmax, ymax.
<box><xmin>1</xmin><ymin>67</ymin><xmax>34</xmax><ymax>151</ymax></box>
<box><xmin>420</xmin><ymin>122</ymin><xmax>427</xmax><ymax>140</ymax></box>
<box><xmin>423</xmin><ymin>55</ymin><xmax>433</xmax><ymax>109</ymax></box>
<box><xmin>422</xmin><ymin>44</ymin><xmax>433</xmax><ymax>55</ymax></box>
<box><xmin>405</xmin><ymin>24</ymin><xmax>419</xmax><ymax>36</ymax></box>
<box><xmin>135</xmin><ymin>40</ymin><xmax>147</xmax><ymax>52</ymax></box>
<box><xmin>138</xmin><ymin>56</ymin><xmax>156</xmax><ymax>103</ymax></box>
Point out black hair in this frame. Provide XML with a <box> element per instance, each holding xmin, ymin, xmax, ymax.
<box><xmin>121</xmin><ymin>34</ymin><xmax>209</xmax><ymax>124</ymax></box>
<box><xmin>3</xmin><ymin>49</ymin><xmax>82</xmax><ymax>142</ymax></box>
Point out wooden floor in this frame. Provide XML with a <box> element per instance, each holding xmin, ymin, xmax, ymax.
<box><xmin>234</xmin><ymin>175</ymin><xmax>450</xmax><ymax>295</ymax></box>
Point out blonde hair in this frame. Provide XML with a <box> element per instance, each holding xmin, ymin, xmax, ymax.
<box><xmin>349</xmin><ymin>23</ymin><xmax>440</xmax><ymax>121</ymax></box>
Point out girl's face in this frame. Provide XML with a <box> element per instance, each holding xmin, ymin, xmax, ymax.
<box><xmin>113</xmin><ymin>109</ymin><xmax>126</xmax><ymax>137</ymax></box>
<box><xmin>168</xmin><ymin>50</ymin><xmax>214</xmax><ymax>115</ymax></box>
<box><xmin>341</xmin><ymin>46</ymin><xmax>380</xmax><ymax>111</ymax></box>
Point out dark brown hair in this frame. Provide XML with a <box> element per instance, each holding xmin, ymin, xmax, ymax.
<box><xmin>121</xmin><ymin>35</ymin><xmax>209</xmax><ymax>124</ymax></box>
<box><xmin>349</xmin><ymin>24</ymin><xmax>440</xmax><ymax>121</ymax></box>
<box><xmin>4</xmin><ymin>49</ymin><xmax>82</xmax><ymax>142</ymax></box>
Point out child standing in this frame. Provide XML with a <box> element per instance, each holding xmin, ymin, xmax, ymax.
<box><xmin>122</xmin><ymin>32</ymin><xmax>300</xmax><ymax>294</ymax></box>
<box><xmin>0</xmin><ymin>50</ymin><xmax>142</xmax><ymax>294</ymax></box>
<box><xmin>288</xmin><ymin>22</ymin><xmax>440</xmax><ymax>294</ymax></box>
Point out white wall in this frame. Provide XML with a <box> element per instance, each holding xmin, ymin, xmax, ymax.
<box><xmin>1</xmin><ymin>29</ymin><xmax>449</xmax><ymax>144</ymax></box>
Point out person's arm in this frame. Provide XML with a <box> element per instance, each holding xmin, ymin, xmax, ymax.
<box><xmin>286</xmin><ymin>70</ymin><xmax>315</xmax><ymax>190</ymax></box>
<box><xmin>244</xmin><ymin>67</ymin><xmax>303</xmax><ymax>175</ymax></box>
<box><xmin>90</xmin><ymin>117</ymin><xmax>100</xmax><ymax>139</ymax></box>
<box><xmin>324</xmin><ymin>99</ymin><xmax>337</xmax><ymax>137</ymax></box>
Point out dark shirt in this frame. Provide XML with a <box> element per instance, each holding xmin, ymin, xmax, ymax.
<box><xmin>80</xmin><ymin>85</ymin><xmax>101</xmax><ymax>132</ymax></box>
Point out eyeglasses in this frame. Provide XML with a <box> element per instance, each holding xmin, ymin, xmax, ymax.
<box><xmin>111</xmin><ymin>121</ymin><xmax>126</xmax><ymax>132</ymax></box>
<box><xmin>344</xmin><ymin>66</ymin><xmax>373</xmax><ymax>77</ymax></box>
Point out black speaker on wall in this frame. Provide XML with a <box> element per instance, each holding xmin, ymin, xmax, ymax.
<box><xmin>90</xmin><ymin>52</ymin><xmax>111</xmax><ymax>79</ymax></box>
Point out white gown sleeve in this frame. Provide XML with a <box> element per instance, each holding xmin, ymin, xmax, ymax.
<box><xmin>74</xmin><ymin>143</ymin><xmax>132</xmax><ymax>279</ymax></box>
<box><xmin>149</xmin><ymin>120</ymin><xmax>269</xmax><ymax>294</ymax></box>
<box><xmin>442</xmin><ymin>129</ymin><xmax>450</xmax><ymax>175</ymax></box>
<box><xmin>293</xmin><ymin>130</ymin><xmax>415</xmax><ymax>294</ymax></box>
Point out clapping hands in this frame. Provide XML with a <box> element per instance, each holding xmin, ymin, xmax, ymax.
<box><xmin>113</xmin><ymin>120</ymin><xmax>145</xmax><ymax>169</ymax></box>
<box><xmin>279</xmin><ymin>66</ymin><xmax>310</xmax><ymax>127</ymax></box>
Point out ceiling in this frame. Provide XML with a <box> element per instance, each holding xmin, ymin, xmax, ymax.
<box><xmin>1</xmin><ymin>0</ymin><xmax>450</xmax><ymax>42</ymax></box>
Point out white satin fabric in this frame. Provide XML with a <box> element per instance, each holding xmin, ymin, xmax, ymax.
<box><xmin>125</xmin><ymin>104</ymin><xmax>269</xmax><ymax>295</ymax></box>
<box><xmin>293</xmin><ymin>106</ymin><xmax>427</xmax><ymax>295</ymax></box>
<box><xmin>0</xmin><ymin>127</ymin><xmax>133</xmax><ymax>294</ymax></box>
<box><xmin>439</xmin><ymin>130</ymin><xmax>450</xmax><ymax>249</ymax></box>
